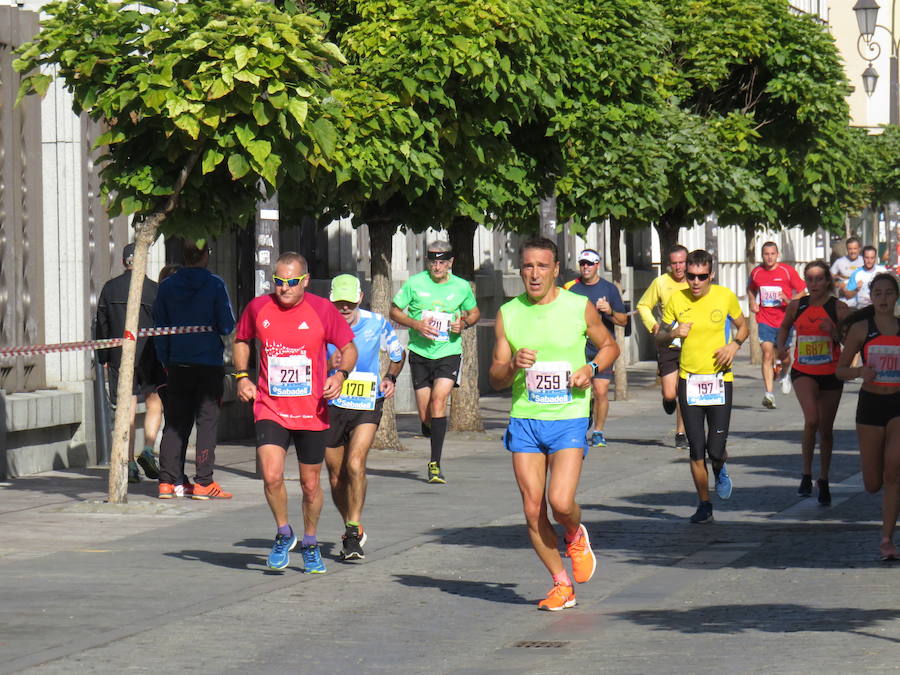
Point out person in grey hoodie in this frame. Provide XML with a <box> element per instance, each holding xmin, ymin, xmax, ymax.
<box><xmin>153</xmin><ymin>240</ymin><xmax>236</xmax><ymax>499</ymax></box>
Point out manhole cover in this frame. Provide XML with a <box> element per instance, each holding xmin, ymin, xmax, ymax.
<box><xmin>513</xmin><ymin>641</ymin><xmax>569</xmax><ymax>649</ymax></box>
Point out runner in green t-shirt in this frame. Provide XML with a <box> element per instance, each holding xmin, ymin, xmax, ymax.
<box><xmin>490</xmin><ymin>236</ymin><xmax>618</xmax><ymax>611</ymax></box>
<box><xmin>390</xmin><ymin>240</ymin><xmax>480</xmax><ymax>484</ymax></box>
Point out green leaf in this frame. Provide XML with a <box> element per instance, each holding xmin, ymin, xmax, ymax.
<box><xmin>309</xmin><ymin>117</ymin><xmax>337</xmax><ymax>157</ymax></box>
<box><xmin>234</xmin><ymin>45</ymin><xmax>250</xmax><ymax>71</ymax></box>
<box><xmin>246</xmin><ymin>139</ymin><xmax>272</xmax><ymax>167</ymax></box>
<box><xmin>287</xmin><ymin>99</ymin><xmax>308</xmax><ymax>127</ymax></box>
<box><xmin>227</xmin><ymin>153</ymin><xmax>251</xmax><ymax>180</ymax></box>
<box><xmin>202</xmin><ymin>147</ymin><xmax>225</xmax><ymax>174</ymax></box>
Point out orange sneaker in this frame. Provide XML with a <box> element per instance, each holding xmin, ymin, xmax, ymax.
<box><xmin>566</xmin><ymin>523</ymin><xmax>597</xmax><ymax>583</ymax></box>
<box><xmin>158</xmin><ymin>483</ymin><xmax>176</xmax><ymax>499</ymax></box>
<box><xmin>538</xmin><ymin>583</ymin><xmax>576</xmax><ymax>611</ymax></box>
<box><xmin>191</xmin><ymin>481</ymin><xmax>232</xmax><ymax>500</ymax></box>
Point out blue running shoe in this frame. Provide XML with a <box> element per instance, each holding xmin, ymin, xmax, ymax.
<box><xmin>715</xmin><ymin>464</ymin><xmax>733</xmax><ymax>500</ymax></box>
<box><xmin>267</xmin><ymin>532</ymin><xmax>297</xmax><ymax>570</ymax></box>
<box><xmin>301</xmin><ymin>544</ymin><xmax>326</xmax><ymax>574</ymax></box>
<box><xmin>590</xmin><ymin>430</ymin><xmax>607</xmax><ymax>448</ymax></box>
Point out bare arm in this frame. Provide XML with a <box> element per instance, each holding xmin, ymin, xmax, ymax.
<box><xmin>233</xmin><ymin>339</ymin><xmax>257</xmax><ymax>402</ymax></box>
<box><xmin>323</xmin><ymin>341</ymin><xmax>358</xmax><ymax>400</ymax></box>
<box><xmin>390</xmin><ymin>303</ymin><xmax>439</xmax><ymax>339</ymax></box>
<box><xmin>775</xmin><ymin>300</ymin><xmax>799</xmax><ymax>360</ymax></box>
<box><xmin>713</xmin><ymin>314</ymin><xmax>749</xmax><ymax>370</ymax></box>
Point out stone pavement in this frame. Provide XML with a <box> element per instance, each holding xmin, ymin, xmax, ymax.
<box><xmin>1</xmin><ymin>359</ymin><xmax>898</xmax><ymax>674</ymax></box>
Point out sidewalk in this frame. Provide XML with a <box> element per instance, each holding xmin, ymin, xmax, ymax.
<box><xmin>1</xmin><ymin>358</ymin><xmax>896</xmax><ymax>674</ymax></box>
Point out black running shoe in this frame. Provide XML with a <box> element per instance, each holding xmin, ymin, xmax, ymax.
<box><xmin>340</xmin><ymin>524</ymin><xmax>366</xmax><ymax>561</ymax></box>
<box><xmin>798</xmin><ymin>474</ymin><xmax>812</xmax><ymax>497</ymax></box>
<box><xmin>137</xmin><ymin>449</ymin><xmax>160</xmax><ymax>480</ymax></box>
<box><xmin>817</xmin><ymin>478</ymin><xmax>831</xmax><ymax>506</ymax></box>
<box><xmin>689</xmin><ymin>501</ymin><xmax>714</xmax><ymax>524</ymax></box>
<box><xmin>675</xmin><ymin>433</ymin><xmax>689</xmax><ymax>451</ymax></box>
<box><xmin>663</xmin><ymin>398</ymin><xmax>677</xmax><ymax>415</ymax></box>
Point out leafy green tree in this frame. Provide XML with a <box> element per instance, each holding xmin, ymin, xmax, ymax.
<box><xmin>865</xmin><ymin>125</ymin><xmax>900</xmax><ymax>207</ymax></box>
<box><xmin>289</xmin><ymin>0</ymin><xmax>582</xmax><ymax>435</ymax></box>
<box><xmin>650</xmin><ymin>0</ymin><xmax>860</xmax><ymax>253</ymax></box>
<box><xmin>15</xmin><ymin>0</ymin><xmax>343</xmax><ymax>502</ymax></box>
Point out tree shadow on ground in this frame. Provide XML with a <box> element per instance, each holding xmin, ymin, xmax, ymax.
<box><xmin>613</xmin><ymin>603</ymin><xmax>900</xmax><ymax>643</ymax></box>
<box><xmin>392</xmin><ymin>574</ymin><xmax>531</xmax><ymax>605</ymax></box>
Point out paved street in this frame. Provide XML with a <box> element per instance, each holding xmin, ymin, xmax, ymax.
<box><xmin>1</xmin><ymin>360</ymin><xmax>898</xmax><ymax>674</ymax></box>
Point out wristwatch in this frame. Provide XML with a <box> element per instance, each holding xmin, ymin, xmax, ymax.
<box><xmin>337</xmin><ymin>369</ymin><xmax>350</xmax><ymax>379</ymax></box>
<box><xmin>384</xmin><ymin>373</ymin><xmax>397</xmax><ymax>383</ymax></box>
<box><xmin>589</xmin><ymin>362</ymin><xmax>599</xmax><ymax>376</ymax></box>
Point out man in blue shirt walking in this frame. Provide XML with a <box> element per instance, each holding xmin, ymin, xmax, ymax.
<box><xmin>564</xmin><ymin>249</ymin><xmax>628</xmax><ymax>447</ymax></box>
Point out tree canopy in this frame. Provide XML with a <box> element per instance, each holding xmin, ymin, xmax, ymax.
<box><xmin>15</xmin><ymin>0</ymin><xmax>344</xmax><ymax>240</ymax></box>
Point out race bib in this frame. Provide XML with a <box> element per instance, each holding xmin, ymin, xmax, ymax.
<box><xmin>686</xmin><ymin>372</ymin><xmax>726</xmax><ymax>406</ymax></box>
<box><xmin>268</xmin><ymin>354</ymin><xmax>311</xmax><ymax>397</ymax></box>
<box><xmin>797</xmin><ymin>335</ymin><xmax>832</xmax><ymax>366</ymax></box>
<box><xmin>868</xmin><ymin>345</ymin><xmax>900</xmax><ymax>385</ymax></box>
<box><xmin>421</xmin><ymin>310</ymin><xmax>453</xmax><ymax>342</ymax></box>
<box><xmin>334</xmin><ymin>371</ymin><xmax>378</xmax><ymax>410</ymax></box>
<box><xmin>759</xmin><ymin>286</ymin><xmax>783</xmax><ymax>308</ymax></box>
<box><xmin>525</xmin><ymin>361</ymin><xmax>572</xmax><ymax>404</ymax></box>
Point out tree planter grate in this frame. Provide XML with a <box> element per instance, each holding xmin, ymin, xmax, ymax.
<box><xmin>513</xmin><ymin>641</ymin><xmax>570</xmax><ymax>649</ymax></box>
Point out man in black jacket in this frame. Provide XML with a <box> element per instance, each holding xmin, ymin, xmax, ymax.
<box><xmin>95</xmin><ymin>243</ymin><xmax>163</xmax><ymax>483</ymax></box>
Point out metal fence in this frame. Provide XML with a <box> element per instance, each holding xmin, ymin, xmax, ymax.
<box><xmin>0</xmin><ymin>7</ymin><xmax>45</xmax><ymax>393</ymax></box>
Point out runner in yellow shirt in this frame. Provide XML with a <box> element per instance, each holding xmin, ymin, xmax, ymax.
<box><xmin>657</xmin><ymin>250</ymin><xmax>748</xmax><ymax>524</ymax></box>
<box><xmin>636</xmin><ymin>245</ymin><xmax>690</xmax><ymax>449</ymax></box>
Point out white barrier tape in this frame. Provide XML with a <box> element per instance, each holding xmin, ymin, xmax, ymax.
<box><xmin>0</xmin><ymin>326</ymin><xmax>213</xmax><ymax>357</ymax></box>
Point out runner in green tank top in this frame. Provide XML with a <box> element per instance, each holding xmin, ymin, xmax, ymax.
<box><xmin>490</xmin><ymin>237</ymin><xmax>619</xmax><ymax>612</ymax></box>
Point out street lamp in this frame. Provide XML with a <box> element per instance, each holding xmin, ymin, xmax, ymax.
<box><xmin>854</xmin><ymin>0</ymin><xmax>900</xmax><ymax>125</ymax></box>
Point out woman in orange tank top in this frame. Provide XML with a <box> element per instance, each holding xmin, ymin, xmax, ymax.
<box><xmin>837</xmin><ymin>274</ymin><xmax>900</xmax><ymax>561</ymax></box>
<box><xmin>777</xmin><ymin>261</ymin><xmax>850</xmax><ymax>505</ymax></box>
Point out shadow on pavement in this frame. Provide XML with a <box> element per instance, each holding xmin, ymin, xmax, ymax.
<box><xmin>612</xmin><ymin>603</ymin><xmax>900</xmax><ymax>642</ymax></box>
<box><xmin>164</xmin><ymin>548</ymin><xmax>265</xmax><ymax>570</ymax></box>
<box><xmin>393</xmin><ymin>574</ymin><xmax>531</xmax><ymax>605</ymax></box>
<box><xmin>365</xmin><ymin>467</ymin><xmax>423</xmax><ymax>482</ymax></box>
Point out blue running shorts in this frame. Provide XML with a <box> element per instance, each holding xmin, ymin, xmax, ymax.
<box><xmin>758</xmin><ymin>322</ymin><xmax>793</xmax><ymax>345</ymax></box>
<box><xmin>504</xmin><ymin>417</ymin><xmax>590</xmax><ymax>456</ymax></box>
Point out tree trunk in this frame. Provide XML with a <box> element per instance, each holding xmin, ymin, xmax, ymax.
<box><xmin>655</xmin><ymin>212</ymin><xmax>682</xmax><ymax>260</ymax></box>
<box><xmin>107</xmin><ymin>145</ymin><xmax>202</xmax><ymax>503</ymax></box>
<box><xmin>448</xmin><ymin>216</ymin><xmax>484</xmax><ymax>432</ymax></box>
<box><xmin>744</xmin><ymin>224</ymin><xmax>761</xmax><ymax>366</ymax></box>
<box><xmin>609</xmin><ymin>217</ymin><xmax>628</xmax><ymax>401</ymax></box>
<box><xmin>368</xmin><ymin>216</ymin><xmax>402</xmax><ymax>450</ymax></box>
<box><xmin>107</xmin><ymin>219</ymin><xmax>157</xmax><ymax>503</ymax></box>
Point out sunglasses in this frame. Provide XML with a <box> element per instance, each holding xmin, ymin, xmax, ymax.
<box><xmin>686</xmin><ymin>273</ymin><xmax>710</xmax><ymax>281</ymax></box>
<box><xmin>578</xmin><ymin>260</ymin><xmax>598</xmax><ymax>267</ymax></box>
<box><xmin>272</xmin><ymin>274</ymin><xmax>308</xmax><ymax>287</ymax></box>
<box><xmin>805</xmin><ymin>275</ymin><xmax>826</xmax><ymax>282</ymax></box>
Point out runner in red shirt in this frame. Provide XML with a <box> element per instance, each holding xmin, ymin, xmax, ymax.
<box><xmin>233</xmin><ymin>252</ymin><xmax>357</xmax><ymax>574</ymax></box>
<box><xmin>747</xmin><ymin>241</ymin><xmax>806</xmax><ymax>409</ymax></box>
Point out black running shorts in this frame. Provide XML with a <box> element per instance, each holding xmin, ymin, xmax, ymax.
<box><xmin>255</xmin><ymin>420</ymin><xmax>326</xmax><ymax>465</ymax></box>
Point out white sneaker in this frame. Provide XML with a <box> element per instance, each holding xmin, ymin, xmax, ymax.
<box><xmin>174</xmin><ymin>483</ymin><xmax>185</xmax><ymax>497</ymax></box>
<box><xmin>762</xmin><ymin>392</ymin><xmax>776</xmax><ymax>409</ymax></box>
<box><xmin>781</xmin><ymin>375</ymin><xmax>792</xmax><ymax>395</ymax></box>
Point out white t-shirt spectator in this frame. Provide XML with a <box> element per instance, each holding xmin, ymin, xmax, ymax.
<box><xmin>846</xmin><ymin>265</ymin><xmax>888</xmax><ymax>308</ymax></box>
<box><xmin>830</xmin><ymin>255</ymin><xmax>865</xmax><ymax>308</ymax></box>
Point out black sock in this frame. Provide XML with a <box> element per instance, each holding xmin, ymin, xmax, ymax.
<box><xmin>430</xmin><ymin>416</ymin><xmax>448</xmax><ymax>463</ymax></box>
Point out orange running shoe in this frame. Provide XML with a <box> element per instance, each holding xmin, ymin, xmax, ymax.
<box><xmin>158</xmin><ymin>483</ymin><xmax>176</xmax><ymax>499</ymax></box>
<box><xmin>538</xmin><ymin>583</ymin><xmax>576</xmax><ymax>611</ymax></box>
<box><xmin>566</xmin><ymin>523</ymin><xmax>597</xmax><ymax>583</ymax></box>
<box><xmin>191</xmin><ymin>481</ymin><xmax>232</xmax><ymax>500</ymax></box>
